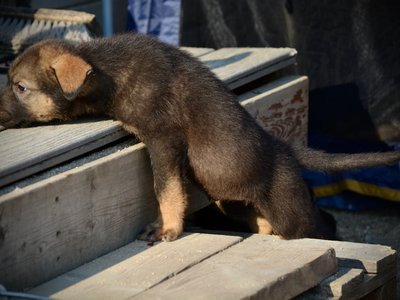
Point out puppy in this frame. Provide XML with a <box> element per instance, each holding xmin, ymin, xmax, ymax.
<box><xmin>1</xmin><ymin>33</ymin><xmax>399</xmax><ymax>241</ymax></box>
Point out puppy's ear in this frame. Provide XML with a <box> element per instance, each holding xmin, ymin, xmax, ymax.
<box><xmin>51</xmin><ymin>54</ymin><xmax>92</xmax><ymax>101</ymax></box>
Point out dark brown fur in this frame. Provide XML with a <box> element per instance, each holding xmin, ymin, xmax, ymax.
<box><xmin>1</xmin><ymin>34</ymin><xmax>399</xmax><ymax>241</ymax></box>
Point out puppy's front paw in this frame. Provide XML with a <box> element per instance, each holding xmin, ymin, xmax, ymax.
<box><xmin>156</xmin><ymin>228</ymin><xmax>181</xmax><ymax>242</ymax></box>
<box><xmin>138</xmin><ymin>218</ymin><xmax>183</xmax><ymax>242</ymax></box>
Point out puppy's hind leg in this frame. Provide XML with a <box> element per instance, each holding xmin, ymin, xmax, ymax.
<box><xmin>256</xmin><ymin>168</ymin><xmax>321</xmax><ymax>239</ymax></box>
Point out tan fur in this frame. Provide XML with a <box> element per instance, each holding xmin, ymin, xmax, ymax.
<box><xmin>122</xmin><ymin>124</ymin><xmax>140</xmax><ymax>137</ymax></box>
<box><xmin>24</xmin><ymin>93</ymin><xmax>59</xmax><ymax>122</ymax></box>
<box><xmin>215</xmin><ymin>200</ymin><xmax>273</xmax><ymax>235</ymax></box>
<box><xmin>51</xmin><ymin>54</ymin><xmax>92</xmax><ymax>96</ymax></box>
<box><xmin>157</xmin><ymin>175</ymin><xmax>188</xmax><ymax>241</ymax></box>
<box><xmin>10</xmin><ymin>72</ymin><xmax>60</xmax><ymax>122</ymax></box>
<box><xmin>254</xmin><ymin>215</ymin><xmax>273</xmax><ymax>234</ymax></box>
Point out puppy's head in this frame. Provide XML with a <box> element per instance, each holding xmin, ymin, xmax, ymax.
<box><xmin>0</xmin><ymin>40</ymin><xmax>93</xmax><ymax>128</ymax></box>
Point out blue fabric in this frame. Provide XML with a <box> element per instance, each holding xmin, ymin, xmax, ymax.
<box><xmin>314</xmin><ymin>192</ymin><xmax>400</xmax><ymax>211</ymax></box>
<box><xmin>127</xmin><ymin>0</ymin><xmax>181</xmax><ymax>45</ymax></box>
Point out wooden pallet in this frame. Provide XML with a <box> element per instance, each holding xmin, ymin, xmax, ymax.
<box><xmin>29</xmin><ymin>234</ymin><xmax>396</xmax><ymax>300</ymax></box>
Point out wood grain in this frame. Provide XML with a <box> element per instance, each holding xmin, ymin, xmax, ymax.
<box><xmin>0</xmin><ymin>140</ymin><xmax>211</xmax><ymax>290</ymax></box>
<box><xmin>0</xmin><ymin>143</ymin><xmax>157</xmax><ymax>290</ymax></box>
<box><xmin>134</xmin><ymin>234</ymin><xmax>337</xmax><ymax>300</ymax></box>
<box><xmin>301</xmin><ymin>238</ymin><xmax>397</xmax><ymax>274</ymax></box>
<box><xmin>0</xmin><ymin>119</ymin><xmax>126</xmax><ymax>187</ymax></box>
<box><xmin>31</xmin><ymin>233</ymin><xmax>243</xmax><ymax>299</ymax></box>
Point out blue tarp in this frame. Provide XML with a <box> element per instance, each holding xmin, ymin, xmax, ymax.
<box><xmin>303</xmin><ymin>133</ymin><xmax>400</xmax><ymax>211</ymax></box>
<box><xmin>127</xmin><ymin>0</ymin><xmax>181</xmax><ymax>45</ymax></box>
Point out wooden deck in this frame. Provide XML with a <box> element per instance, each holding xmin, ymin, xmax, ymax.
<box><xmin>0</xmin><ymin>46</ymin><xmax>396</xmax><ymax>299</ymax></box>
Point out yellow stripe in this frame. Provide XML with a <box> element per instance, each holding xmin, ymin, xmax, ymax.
<box><xmin>313</xmin><ymin>179</ymin><xmax>400</xmax><ymax>202</ymax></box>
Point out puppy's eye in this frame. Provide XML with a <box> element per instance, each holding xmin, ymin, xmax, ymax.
<box><xmin>13</xmin><ymin>82</ymin><xmax>29</xmax><ymax>94</ymax></box>
<box><xmin>16</xmin><ymin>83</ymin><xmax>27</xmax><ymax>93</ymax></box>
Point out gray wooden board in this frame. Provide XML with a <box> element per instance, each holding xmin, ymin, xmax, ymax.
<box><xmin>133</xmin><ymin>235</ymin><xmax>337</xmax><ymax>300</ymax></box>
<box><xmin>301</xmin><ymin>238</ymin><xmax>396</xmax><ymax>274</ymax></box>
<box><xmin>200</xmin><ymin>47</ymin><xmax>297</xmax><ymax>89</ymax></box>
<box><xmin>0</xmin><ymin>76</ymin><xmax>305</xmax><ymax>290</ymax></box>
<box><xmin>0</xmin><ymin>119</ymin><xmax>126</xmax><ymax>187</ymax></box>
<box><xmin>299</xmin><ymin>267</ymin><xmax>397</xmax><ymax>300</ymax></box>
<box><xmin>0</xmin><ymin>143</ymin><xmax>158</xmax><ymax>290</ymax></box>
<box><xmin>31</xmin><ymin>233</ymin><xmax>243</xmax><ymax>299</ymax></box>
<box><xmin>297</xmin><ymin>267</ymin><xmax>365</xmax><ymax>299</ymax></box>
<box><xmin>0</xmin><ymin>47</ymin><xmax>296</xmax><ymax>187</ymax></box>
<box><xmin>0</xmin><ymin>142</ymin><xmax>211</xmax><ymax>290</ymax></box>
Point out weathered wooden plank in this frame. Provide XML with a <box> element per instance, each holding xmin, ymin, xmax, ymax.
<box><xmin>239</xmin><ymin>75</ymin><xmax>309</xmax><ymax>145</ymax></box>
<box><xmin>134</xmin><ymin>234</ymin><xmax>337</xmax><ymax>300</ymax></box>
<box><xmin>0</xmin><ymin>119</ymin><xmax>126</xmax><ymax>187</ymax></box>
<box><xmin>0</xmin><ymin>119</ymin><xmax>117</xmax><ymax>176</ymax></box>
<box><xmin>181</xmin><ymin>47</ymin><xmax>214</xmax><ymax>57</ymax></box>
<box><xmin>297</xmin><ymin>267</ymin><xmax>365</xmax><ymax>299</ymax></box>
<box><xmin>0</xmin><ymin>143</ymin><xmax>157</xmax><ymax>290</ymax></box>
<box><xmin>0</xmin><ymin>47</ymin><xmax>296</xmax><ymax>186</ymax></box>
<box><xmin>31</xmin><ymin>233</ymin><xmax>243</xmax><ymax>299</ymax></box>
<box><xmin>200</xmin><ymin>47</ymin><xmax>297</xmax><ymax>89</ymax></box>
<box><xmin>320</xmin><ymin>268</ymin><xmax>365</xmax><ymax>298</ymax></box>
<box><xmin>0</xmin><ymin>141</ymin><xmax>211</xmax><ymax>290</ymax></box>
<box><xmin>301</xmin><ymin>239</ymin><xmax>396</xmax><ymax>274</ymax></box>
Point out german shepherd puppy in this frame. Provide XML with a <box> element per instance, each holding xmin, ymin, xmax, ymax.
<box><xmin>1</xmin><ymin>33</ymin><xmax>399</xmax><ymax>241</ymax></box>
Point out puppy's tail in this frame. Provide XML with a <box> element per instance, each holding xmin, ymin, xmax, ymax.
<box><xmin>292</xmin><ymin>144</ymin><xmax>400</xmax><ymax>172</ymax></box>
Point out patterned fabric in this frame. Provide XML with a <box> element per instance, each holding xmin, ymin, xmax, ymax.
<box><xmin>127</xmin><ymin>0</ymin><xmax>181</xmax><ymax>46</ymax></box>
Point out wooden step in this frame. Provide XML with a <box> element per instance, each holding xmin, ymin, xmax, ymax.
<box><xmin>30</xmin><ymin>233</ymin><xmax>337</xmax><ymax>300</ymax></box>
